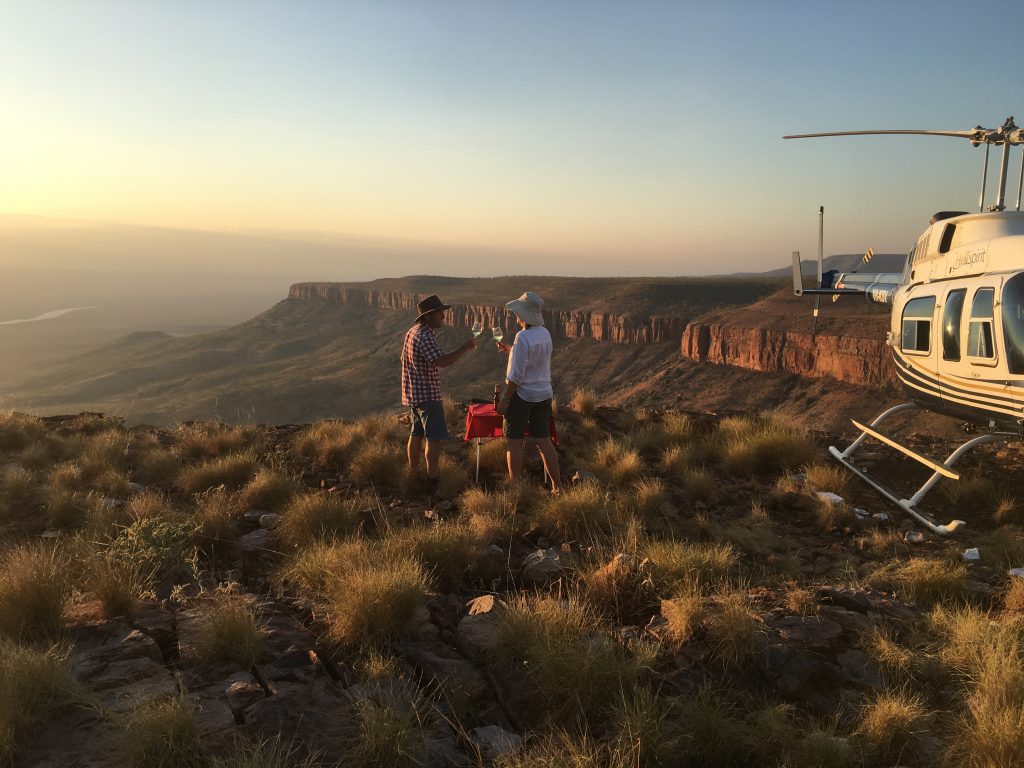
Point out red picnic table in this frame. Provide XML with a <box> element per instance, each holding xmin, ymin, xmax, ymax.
<box><xmin>464</xmin><ymin>403</ymin><xmax>558</xmax><ymax>483</ymax></box>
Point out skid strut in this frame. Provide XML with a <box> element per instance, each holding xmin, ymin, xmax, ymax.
<box><xmin>829</xmin><ymin>403</ymin><xmax>1004</xmax><ymax>535</ymax></box>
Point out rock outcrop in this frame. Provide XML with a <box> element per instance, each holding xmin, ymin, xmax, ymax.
<box><xmin>288</xmin><ymin>283</ymin><xmax>684</xmax><ymax>344</ymax></box>
<box><xmin>680</xmin><ymin>321</ymin><xmax>896</xmax><ymax>387</ymax></box>
<box><xmin>290</xmin><ymin>282</ymin><xmax>896</xmax><ymax>387</ymax></box>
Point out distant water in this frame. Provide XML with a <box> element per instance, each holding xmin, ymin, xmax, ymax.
<box><xmin>0</xmin><ymin>306</ymin><xmax>99</xmax><ymax>325</ymax></box>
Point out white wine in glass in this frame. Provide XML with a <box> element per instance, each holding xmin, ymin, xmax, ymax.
<box><xmin>492</xmin><ymin>326</ymin><xmax>504</xmax><ymax>343</ymax></box>
<box><xmin>472</xmin><ymin>322</ymin><xmax>484</xmax><ymax>339</ymax></box>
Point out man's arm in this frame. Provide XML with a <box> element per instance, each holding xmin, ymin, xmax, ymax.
<box><xmin>435</xmin><ymin>338</ymin><xmax>476</xmax><ymax>367</ymax></box>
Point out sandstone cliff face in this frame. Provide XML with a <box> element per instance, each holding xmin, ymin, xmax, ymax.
<box><xmin>289</xmin><ymin>283</ymin><xmax>893</xmax><ymax>387</ymax></box>
<box><xmin>288</xmin><ymin>283</ymin><xmax>685</xmax><ymax>344</ymax></box>
<box><xmin>680</xmin><ymin>321</ymin><xmax>896</xmax><ymax>387</ymax></box>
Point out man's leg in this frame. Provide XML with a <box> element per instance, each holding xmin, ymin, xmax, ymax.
<box><xmin>408</xmin><ymin>405</ymin><xmax>426</xmax><ymax>472</ymax></box>
<box><xmin>422</xmin><ymin>400</ymin><xmax>449</xmax><ymax>480</ymax></box>
<box><xmin>425</xmin><ymin>439</ymin><xmax>445</xmax><ymax>479</ymax></box>
<box><xmin>506</xmin><ymin>438</ymin><xmax>525</xmax><ymax>479</ymax></box>
<box><xmin>535</xmin><ymin>437</ymin><xmax>561</xmax><ymax>492</ymax></box>
<box><xmin>407</xmin><ymin>435</ymin><xmax>424</xmax><ymax>471</ymax></box>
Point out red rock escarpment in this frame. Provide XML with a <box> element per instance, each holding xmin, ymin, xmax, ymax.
<box><xmin>679</xmin><ymin>322</ymin><xmax>896</xmax><ymax>387</ymax></box>
<box><xmin>288</xmin><ymin>283</ymin><xmax>685</xmax><ymax>344</ymax></box>
<box><xmin>289</xmin><ymin>283</ymin><xmax>894</xmax><ymax>387</ymax></box>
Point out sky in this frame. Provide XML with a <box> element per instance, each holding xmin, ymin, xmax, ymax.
<box><xmin>2</xmin><ymin>0</ymin><xmax>1022</xmax><ymax>277</ymax></box>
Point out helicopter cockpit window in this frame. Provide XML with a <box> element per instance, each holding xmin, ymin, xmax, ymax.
<box><xmin>967</xmin><ymin>288</ymin><xmax>995</xmax><ymax>360</ymax></box>
<box><xmin>942</xmin><ymin>289</ymin><xmax>966</xmax><ymax>361</ymax></box>
<box><xmin>1002</xmin><ymin>273</ymin><xmax>1024</xmax><ymax>374</ymax></box>
<box><xmin>901</xmin><ymin>296</ymin><xmax>935</xmax><ymax>354</ymax></box>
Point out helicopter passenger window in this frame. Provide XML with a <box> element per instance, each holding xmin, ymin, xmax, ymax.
<box><xmin>1002</xmin><ymin>273</ymin><xmax>1024</xmax><ymax>374</ymax></box>
<box><xmin>967</xmin><ymin>288</ymin><xmax>995</xmax><ymax>360</ymax></box>
<box><xmin>901</xmin><ymin>296</ymin><xmax>935</xmax><ymax>354</ymax></box>
<box><xmin>942</xmin><ymin>289</ymin><xmax>966</xmax><ymax>361</ymax></box>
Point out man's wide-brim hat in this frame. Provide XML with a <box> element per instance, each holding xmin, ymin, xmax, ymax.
<box><xmin>416</xmin><ymin>294</ymin><xmax>451</xmax><ymax>322</ymax></box>
<box><xmin>506</xmin><ymin>291</ymin><xmax>544</xmax><ymax>326</ymax></box>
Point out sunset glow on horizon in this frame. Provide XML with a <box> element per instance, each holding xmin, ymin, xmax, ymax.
<box><xmin>2</xmin><ymin>1</ymin><xmax>1020</xmax><ymax>276</ymax></box>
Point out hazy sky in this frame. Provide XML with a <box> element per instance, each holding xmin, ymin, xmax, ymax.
<box><xmin>2</xmin><ymin>1</ymin><xmax>1021</xmax><ymax>276</ymax></box>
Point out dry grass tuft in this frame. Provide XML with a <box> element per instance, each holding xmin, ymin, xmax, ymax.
<box><xmin>236</xmin><ymin>468</ymin><xmax>300</xmax><ymax>512</ymax></box>
<box><xmin>643</xmin><ymin>539</ymin><xmax>738</xmax><ymax>595</ymax></box>
<box><xmin>343</xmin><ymin>684</ymin><xmax>430</xmax><ymax>768</ymax></box>
<box><xmin>624</xmin><ymin>477</ymin><xmax>675</xmax><ymax>521</ymax></box>
<box><xmin>119</xmin><ymin>693</ymin><xmax>206</xmax><ymax>768</ymax></box>
<box><xmin>382</xmin><ymin>521</ymin><xmax>481</xmax><ymax>589</ymax></box>
<box><xmin>307</xmin><ymin>542</ymin><xmax>432</xmax><ymax>647</ymax></box>
<box><xmin>0</xmin><ymin>410</ymin><xmax>46</xmax><ymax>453</ymax></box>
<box><xmin>716</xmin><ymin>413</ymin><xmax>815</xmax><ymax>477</ymax></box>
<box><xmin>1005</xmin><ymin>578</ymin><xmax>1024</xmax><ymax>614</ymax></box>
<box><xmin>593</xmin><ymin>437</ymin><xmax>644</xmax><ymax>485</ymax></box>
<box><xmin>802</xmin><ymin>462</ymin><xmax>852</xmax><ymax>499</ymax></box>
<box><xmin>0</xmin><ymin>544</ymin><xmax>69</xmax><ymax>643</ymax></box>
<box><xmin>190</xmin><ymin>584</ymin><xmax>266</xmax><ymax>668</ymax></box>
<box><xmin>857</xmin><ymin>688</ymin><xmax>931</xmax><ymax>760</ymax></box>
<box><xmin>0</xmin><ymin>465</ymin><xmax>45</xmax><ymax>517</ymax></box>
<box><xmin>84</xmin><ymin>547</ymin><xmax>153</xmax><ymax>619</ymax></box>
<box><xmin>275</xmin><ymin>492</ymin><xmax>366</xmax><ymax>549</ymax></box>
<box><xmin>460</xmin><ymin>483</ymin><xmax>538</xmax><ymax>544</ymax></box>
<box><xmin>660</xmin><ymin>444</ymin><xmax>695</xmax><ymax>476</ymax></box>
<box><xmin>44</xmin><ymin>489</ymin><xmax>95</xmax><ymax>530</ymax></box>
<box><xmin>175</xmin><ymin>422</ymin><xmax>255</xmax><ymax>459</ymax></box>
<box><xmin>292</xmin><ymin>419</ymin><xmax>363</xmax><ymax>469</ymax></box>
<box><xmin>868</xmin><ymin>557</ymin><xmax>969</xmax><ymax>606</ymax></box>
<box><xmin>491</xmin><ymin>592</ymin><xmax>653</xmax><ymax>725</ymax></box>
<box><xmin>570</xmin><ymin>388</ymin><xmax>597</xmax><ymax>417</ymax></box>
<box><xmin>177</xmin><ymin>452</ymin><xmax>259</xmax><ymax>495</ymax></box>
<box><xmin>705</xmin><ymin>588</ymin><xmax>765</xmax><ymax>666</ymax></box>
<box><xmin>349</xmin><ymin>442</ymin><xmax>405</xmax><ymax>488</ymax></box>
<box><xmin>0</xmin><ymin>640</ymin><xmax>84</xmax><ymax>766</ymax></box>
<box><xmin>535</xmin><ymin>481</ymin><xmax>621</xmax><ymax>538</ymax></box>
<box><xmin>660</xmin><ymin>586</ymin><xmax>704</xmax><ymax>650</ymax></box>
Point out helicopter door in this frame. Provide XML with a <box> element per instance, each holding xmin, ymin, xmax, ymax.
<box><xmin>1001</xmin><ymin>272</ymin><xmax>1024</xmax><ymax>414</ymax></box>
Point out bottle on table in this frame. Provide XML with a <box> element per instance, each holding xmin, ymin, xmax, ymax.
<box><xmin>493</xmin><ymin>385</ymin><xmax>500</xmax><ymax>408</ymax></box>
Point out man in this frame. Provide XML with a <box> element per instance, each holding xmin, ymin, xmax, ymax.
<box><xmin>401</xmin><ymin>294</ymin><xmax>476</xmax><ymax>484</ymax></box>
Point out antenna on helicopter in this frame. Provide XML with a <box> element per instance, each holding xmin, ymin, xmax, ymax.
<box><xmin>813</xmin><ymin>206</ymin><xmax>823</xmax><ymax>332</ymax></box>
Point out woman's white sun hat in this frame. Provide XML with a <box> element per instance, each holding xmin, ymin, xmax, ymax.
<box><xmin>506</xmin><ymin>291</ymin><xmax>545</xmax><ymax>326</ymax></box>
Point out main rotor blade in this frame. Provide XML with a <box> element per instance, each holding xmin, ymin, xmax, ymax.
<box><xmin>784</xmin><ymin>129</ymin><xmax>982</xmax><ymax>140</ymax></box>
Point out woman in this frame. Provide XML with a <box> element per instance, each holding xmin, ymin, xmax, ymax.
<box><xmin>495</xmin><ymin>291</ymin><xmax>561</xmax><ymax>492</ymax></box>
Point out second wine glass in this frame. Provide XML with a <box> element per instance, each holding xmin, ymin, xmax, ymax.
<box><xmin>491</xmin><ymin>326</ymin><xmax>504</xmax><ymax>344</ymax></box>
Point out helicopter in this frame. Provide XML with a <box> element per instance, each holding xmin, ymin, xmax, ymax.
<box><xmin>786</xmin><ymin>117</ymin><xmax>1024</xmax><ymax>535</ymax></box>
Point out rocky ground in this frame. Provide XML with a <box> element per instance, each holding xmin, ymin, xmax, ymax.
<box><xmin>2</xmin><ymin>404</ymin><xmax>1024</xmax><ymax>767</ymax></box>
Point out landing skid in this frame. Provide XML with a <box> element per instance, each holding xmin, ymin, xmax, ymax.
<box><xmin>829</xmin><ymin>403</ymin><xmax>1004</xmax><ymax>536</ymax></box>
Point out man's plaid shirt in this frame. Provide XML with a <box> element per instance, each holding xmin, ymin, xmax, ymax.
<box><xmin>401</xmin><ymin>322</ymin><xmax>444</xmax><ymax>406</ymax></box>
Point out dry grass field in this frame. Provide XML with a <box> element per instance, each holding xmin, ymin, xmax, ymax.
<box><xmin>1</xmin><ymin>403</ymin><xmax>1023</xmax><ymax>767</ymax></box>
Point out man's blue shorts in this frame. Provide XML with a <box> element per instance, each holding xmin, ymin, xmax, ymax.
<box><xmin>409</xmin><ymin>400</ymin><xmax>449</xmax><ymax>440</ymax></box>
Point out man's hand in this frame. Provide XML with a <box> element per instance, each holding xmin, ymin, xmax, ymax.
<box><xmin>495</xmin><ymin>397</ymin><xmax>508</xmax><ymax>415</ymax></box>
<box><xmin>463</xmin><ymin>338</ymin><xmax>478</xmax><ymax>352</ymax></box>
<box><xmin>496</xmin><ymin>341</ymin><xmax>511</xmax><ymax>353</ymax></box>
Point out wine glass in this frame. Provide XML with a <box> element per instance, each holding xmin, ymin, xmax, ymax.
<box><xmin>491</xmin><ymin>326</ymin><xmax>504</xmax><ymax>344</ymax></box>
<box><xmin>472</xmin><ymin>322</ymin><xmax>484</xmax><ymax>339</ymax></box>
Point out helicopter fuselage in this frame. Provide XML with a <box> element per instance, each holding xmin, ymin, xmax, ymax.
<box><xmin>854</xmin><ymin>210</ymin><xmax>1024</xmax><ymax>432</ymax></box>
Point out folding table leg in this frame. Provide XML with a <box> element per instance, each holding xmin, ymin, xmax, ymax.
<box><xmin>476</xmin><ymin>439</ymin><xmax>481</xmax><ymax>484</ymax></box>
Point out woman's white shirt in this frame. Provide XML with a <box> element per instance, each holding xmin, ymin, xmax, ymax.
<box><xmin>505</xmin><ymin>326</ymin><xmax>553</xmax><ymax>402</ymax></box>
